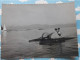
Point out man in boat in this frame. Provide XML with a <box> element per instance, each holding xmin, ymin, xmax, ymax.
<box><xmin>46</xmin><ymin>32</ymin><xmax>54</xmax><ymax>39</ymax></box>
<box><xmin>41</xmin><ymin>27</ymin><xmax>62</xmax><ymax>39</ymax></box>
<box><xmin>41</xmin><ymin>32</ymin><xmax>54</xmax><ymax>39</ymax></box>
<box><xmin>55</xmin><ymin>28</ymin><xmax>62</xmax><ymax>37</ymax></box>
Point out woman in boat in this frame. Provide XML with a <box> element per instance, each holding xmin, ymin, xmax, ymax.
<box><xmin>55</xmin><ymin>28</ymin><xmax>62</xmax><ymax>37</ymax></box>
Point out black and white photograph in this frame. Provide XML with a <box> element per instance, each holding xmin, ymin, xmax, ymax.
<box><xmin>1</xmin><ymin>2</ymin><xmax>78</xmax><ymax>58</ymax></box>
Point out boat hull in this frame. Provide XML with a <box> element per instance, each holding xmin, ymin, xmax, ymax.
<box><xmin>29</xmin><ymin>37</ymin><xmax>76</xmax><ymax>43</ymax></box>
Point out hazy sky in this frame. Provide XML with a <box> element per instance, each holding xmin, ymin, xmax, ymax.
<box><xmin>2</xmin><ymin>2</ymin><xmax>76</xmax><ymax>27</ymax></box>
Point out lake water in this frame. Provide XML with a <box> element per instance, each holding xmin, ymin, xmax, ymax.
<box><xmin>1</xmin><ymin>27</ymin><xmax>78</xmax><ymax>59</ymax></box>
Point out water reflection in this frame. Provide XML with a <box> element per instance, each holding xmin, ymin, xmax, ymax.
<box><xmin>39</xmin><ymin>42</ymin><xmax>63</xmax><ymax>57</ymax></box>
<box><xmin>1</xmin><ymin>31</ymin><xmax>78</xmax><ymax>58</ymax></box>
<box><xmin>1</xmin><ymin>31</ymin><xmax>7</xmax><ymax>44</ymax></box>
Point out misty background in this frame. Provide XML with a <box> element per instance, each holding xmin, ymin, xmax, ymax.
<box><xmin>2</xmin><ymin>2</ymin><xmax>76</xmax><ymax>31</ymax></box>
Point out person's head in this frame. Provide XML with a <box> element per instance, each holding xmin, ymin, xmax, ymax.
<box><xmin>58</xmin><ymin>28</ymin><xmax>60</xmax><ymax>30</ymax></box>
<box><xmin>55</xmin><ymin>28</ymin><xmax>57</xmax><ymax>31</ymax></box>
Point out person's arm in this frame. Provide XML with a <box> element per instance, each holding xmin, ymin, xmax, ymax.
<box><xmin>41</xmin><ymin>32</ymin><xmax>46</xmax><ymax>38</ymax></box>
<box><xmin>47</xmin><ymin>32</ymin><xmax>54</xmax><ymax>38</ymax></box>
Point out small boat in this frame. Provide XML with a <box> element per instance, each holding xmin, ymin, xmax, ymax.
<box><xmin>38</xmin><ymin>28</ymin><xmax>43</xmax><ymax>30</ymax></box>
<box><xmin>29</xmin><ymin>37</ymin><xmax>76</xmax><ymax>42</ymax></box>
<box><xmin>29</xmin><ymin>31</ymin><xmax>76</xmax><ymax>44</ymax></box>
<box><xmin>39</xmin><ymin>37</ymin><xmax>76</xmax><ymax>45</ymax></box>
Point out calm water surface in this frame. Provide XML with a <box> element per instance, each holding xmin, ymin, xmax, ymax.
<box><xmin>1</xmin><ymin>27</ymin><xmax>78</xmax><ymax>58</ymax></box>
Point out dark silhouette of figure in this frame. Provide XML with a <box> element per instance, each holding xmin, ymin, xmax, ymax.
<box><xmin>41</xmin><ymin>32</ymin><xmax>54</xmax><ymax>39</ymax></box>
<box><xmin>41</xmin><ymin>32</ymin><xmax>46</xmax><ymax>39</ymax></box>
<box><xmin>55</xmin><ymin>28</ymin><xmax>62</xmax><ymax>37</ymax></box>
<box><xmin>1</xmin><ymin>25</ymin><xmax>3</xmax><ymax>30</ymax></box>
<box><xmin>46</xmin><ymin>32</ymin><xmax>54</xmax><ymax>39</ymax></box>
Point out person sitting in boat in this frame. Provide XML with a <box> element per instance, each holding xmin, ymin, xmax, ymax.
<box><xmin>41</xmin><ymin>32</ymin><xmax>54</xmax><ymax>39</ymax></box>
<box><xmin>55</xmin><ymin>28</ymin><xmax>62</xmax><ymax>37</ymax></box>
<box><xmin>46</xmin><ymin>32</ymin><xmax>54</xmax><ymax>39</ymax></box>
